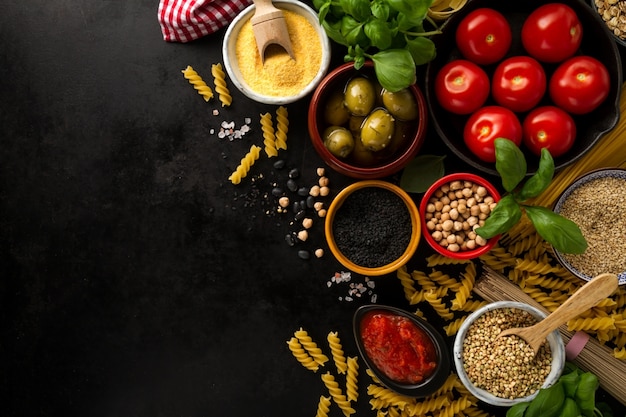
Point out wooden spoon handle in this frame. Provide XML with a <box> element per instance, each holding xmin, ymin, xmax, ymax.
<box><xmin>532</xmin><ymin>273</ymin><xmax>618</xmax><ymax>341</ymax></box>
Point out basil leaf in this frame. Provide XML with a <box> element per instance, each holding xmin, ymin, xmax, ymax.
<box><xmin>525</xmin><ymin>206</ymin><xmax>588</xmax><ymax>254</ymax></box>
<box><xmin>370</xmin><ymin>49</ymin><xmax>415</xmax><ymax>92</ymax></box>
<box><xmin>525</xmin><ymin>381</ymin><xmax>565</xmax><ymax>417</ymax></box>
<box><xmin>396</xmin><ymin>10</ymin><xmax>425</xmax><ymax>32</ymax></box>
<box><xmin>340</xmin><ymin>0</ymin><xmax>371</xmax><ymax>21</ymax></box>
<box><xmin>475</xmin><ymin>194</ymin><xmax>522</xmax><ymax>239</ymax></box>
<box><xmin>405</xmin><ymin>36</ymin><xmax>436</xmax><ymax>65</ymax></box>
<box><xmin>341</xmin><ymin>15</ymin><xmax>367</xmax><ymax>46</ymax></box>
<box><xmin>517</xmin><ymin>148</ymin><xmax>555</xmax><ymax>202</ymax></box>
<box><xmin>495</xmin><ymin>138</ymin><xmax>526</xmax><ymax>192</ymax></box>
<box><xmin>559</xmin><ymin>368</ymin><xmax>580</xmax><ymax>399</ymax></box>
<box><xmin>575</xmin><ymin>372</ymin><xmax>599</xmax><ymax>417</ymax></box>
<box><xmin>558</xmin><ymin>397</ymin><xmax>581</xmax><ymax>417</ymax></box>
<box><xmin>386</xmin><ymin>0</ymin><xmax>430</xmax><ymax>20</ymax></box>
<box><xmin>322</xmin><ymin>19</ymin><xmax>347</xmax><ymax>46</ymax></box>
<box><xmin>364</xmin><ymin>18</ymin><xmax>393</xmax><ymax>50</ymax></box>
<box><xmin>371</xmin><ymin>0</ymin><xmax>390</xmax><ymax>20</ymax></box>
<box><xmin>399</xmin><ymin>155</ymin><xmax>445</xmax><ymax>193</ymax></box>
<box><xmin>506</xmin><ymin>402</ymin><xmax>530</xmax><ymax>417</ymax></box>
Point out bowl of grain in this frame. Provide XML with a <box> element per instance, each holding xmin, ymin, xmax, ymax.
<box><xmin>552</xmin><ymin>168</ymin><xmax>626</xmax><ymax>285</ymax></box>
<box><xmin>325</xmin><ymin>180</ymin><xmax>421</xmax><ymax>276</ymax></box>
<box><xmin>453</xmin><ymin>301</ymin><xmax>565</xmax><ymax>406</ymax></box>
<box><xmin>419</xmin><ymin>173</ymin><xmax>501</xmax><ymax>259</ymax></box>
<box><xmin>590</xmin><ymin>0</ymin><xmax>626</xmax><ymax>48</ymax></box>
<box><xmin>222</xmin><ymin>0</ymin><xmax>332</xmax><ymax>105</ymax></box>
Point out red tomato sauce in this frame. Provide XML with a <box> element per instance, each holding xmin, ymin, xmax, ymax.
<box><xmin>360</xmin><ymin>311</ymin><xmax>438</xmax><ymax>384</ymax></box>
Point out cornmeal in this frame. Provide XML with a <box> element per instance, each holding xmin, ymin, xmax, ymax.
<box><xmin>235</xmin><ymin>10</ymin><xmax>322</xmax><ymax>97</ymax></box>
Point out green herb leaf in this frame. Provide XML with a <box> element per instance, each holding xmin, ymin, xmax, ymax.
<box><xmin>475</xmin><ymin>194</ymin><xmax>522</xmax><ymax>239</ymax></box>
<box><xmin>525</xmin><ymin>206</ymin><xmax>588</xmax><ymax>254</ymax></box>
<box><xmin>370</xmin><ymin>49</ymin><xmax>416</xmax><ymax>92</ymax></box>
<box><xmin>386</xmin><ymin>0</ymin><xmax>430</xmax><ymax>20</ymax></box>
<box><xmin>507</xmin><ymin>402</ymin><xmax>530</xmax><ymax>417</ymax></box>
<box><xmin>517</xmin><ymin>148</ymin><xmax>555</xmax><ymax>202</ymax></box>
<box><xmin>575</xmin><ymin>372</ymin><xmax>599</xmax><ymax>417</ymax></box>
<box><xmin>340</xmin><ymin>0</ymin><xmax>372</xmax><ymax>21</ymax></box>
<box><xmin>371</xmin><ymin>0</ymin><xmax>390</xmax><ymax>20</ymax></box>
<box><xmin>495</xmin><ymin>138</ymin><xmax>527</xmax><ymax>192</ymax></box>
<box><xmin>525</xmin><ymin>380</ymin><xmax>565</xmax><ymax>417</ymax></box>
<box><xmin>341</xmin><ymin>15</ymin><xmax>368</xmax><ymax>46</ymax></box>
<box><xmin>322</xmin><ymin>19</ymin><xmax>347</xmax><ymax>46</ymax></box>
<box><xmin>559</xmin><ymin>368</ymin><xmax>581</xmax><ymax>399</ymax></box>
<box><xmin>406</xmin><ymin>36</ymin><xmax>436</xmax><ymax>65</ymax></box>
<box><xmin>399</xmin><ymin>155</ymin><xmax>445</xmax><ymax>193</ymax></box>
<box><xmin>558</xmin><ymin>397</ymin><xmax>582</xmax><ymax>417</ymax></box>
<box><xmin>364</xmin><ymin>18</ymin><xmax>393</xmax><ymax>50</ymax></box>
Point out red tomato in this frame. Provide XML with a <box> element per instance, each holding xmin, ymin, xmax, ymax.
<box><xmin>455</xmin><ymin>8</ymin><xmax>512</xmax><ymax>65</ymax></box>
<box><xmin>463</xmin><ymin>106</ymin><xmax>522</xmax><ymax>163</ymax></box>
<box><xmin>549</xmin><ymin>56</ymin><xmax>611</xmax><ymax>115</ymax></box>
<box><xmin>434</xmin><ymin>60</ymin><xmax>490</xmax><ymax>115</ymax></box>
<box><xmin>521</xmin><ymin>3</ymin><xmax>582</xmax><ymax>63</ymax></box>
<box><xmin>492</xmin><ymin>56</ymin><xmax>547</xmax><ymax>113</ymax></box>
<box><xmin>523</xmin><ymin>106</ymin><xmax>576</xmax><ymax>157</ymax></box>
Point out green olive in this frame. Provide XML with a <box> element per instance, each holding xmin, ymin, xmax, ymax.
<box><xmin>348</xmin><ymin>115</ymin><xmax>366</xmax><ymax>138</ymax></box>
<box><xmin>382</xmin><ymin>88</ymin><xmax>419</xmax><ymax>121</ymax></box>
<box><xmin>360</xmin><ymin>108</ymin><xmax>395</xmax><ymax>152</ymax></box>
<box><xmin>351</xmin><ymin>133</ymin><xmax>378</xmax><ymax>166</ymax></box>
<box><xmin>375</xmin><ymin>120</ymin><xmax>412</xmax><ymax>161</ymax></box>
<box><xmin>344</xmin><ymin>77</ymin><xmax>375</xmax><ymax>116</ymax></box>
<box><xmin>323</xmin><ymin>91</ymin><xmax>350</xmax><ymax>126</ymax></box>
<box><xmin>323</xmin><ymin>126</ymin><xmax>354</xmax><ymax>158</ymax></box>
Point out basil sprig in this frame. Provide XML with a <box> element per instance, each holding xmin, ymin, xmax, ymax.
<box><xmin>313</xmin><ymin>0</ymin><xmax>438</xmax><ymax>92</ymax></box>
<box><xmin>507</xmin><ymin>363</ymin><xmax>610</xmax><ymax>417</ymax></box>
<box><xmin>476</xmin><ymin>138</ymin><xmax>587</xmax><ymax>254</ymax></box>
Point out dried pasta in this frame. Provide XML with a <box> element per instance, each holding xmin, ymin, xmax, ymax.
<box><xmin>367</xmin><ymin>384</ymin><xmax>413</xmax><ymax>409</ymax></box>
<box><xmin>228</xmin><ymin>144</ymin><xmax>261</xmax><ymax>185</ymax></box>
<box><xmin>346</xmin><ymin>356</ymin><xmax>359</xmax><ymax>402</ymax></box>
<box><xmin>567</xmin><ymin>317</ymin><xmax>616</xmax><ymax>332</ymax></box>
<box><xmin>327</xmin><ymin>331</ymin><xmax>348</xmax><ymax>374</ymax></box>
<box><xmin>321</xmin><ymin>372</ymin><xmax>356</xmax><ymax>416</ymax></box>
<box><xmin>294</xmin><ymin>328</ymin><xmax>329</xmax><ymax>366</ymax></box>
<box><xmin>424</xmin><ymin>290</ymin><xmax>454</xmax><ymax>320</ymax></box>
<box><xmin>450</xmin><ymin>263</ymin><xmax>476</xmax><ymax>311</ymax></box>
<box><xmin>435</xmin><ymin>395</ymin><xmax>474</xmax><ymax>417</ymax></box>
<box><xmin>407</xmin><ymin>394</ymin><xmax>450</xmax><ymax>415</ymax></box>
<box><xmin>181</xmin><ymin>65</ymin><xmax>214</xmax><ymax>102</ymax></box>
<box><xmin>287</xmin><ymin>336</ymin><xmax>319</xmax><ymax>372</ymax></box>
<box><xmin>275</xmin><ymin>105</ymin><xmax>289</xmax><ymax>150</ymax></box>
<box><xmin>426</xmin><ymin>253</ymin><xmax>470</xmax><ymax>267</ymax></box>
<box><xmin>314</xmin><ymin>395</ymin><xmax>331</xmax><ymax>417</ymax></box>
<box><xmin>260</xmin><ymin>112</ymin><xmax>278</xmax><ymax>157</ymax></box>
<box><xmin>444</xmin><ymin>316</ymin><xmax>467</xmax><ymax>336</ymax></box>
<box><xmin>211</xmin><ymin>62</ymin><xmax>232</xmax><ymax>107</ymax></box>
<box><xmin>396</xmin><ymin>265</ymin><xmax>417</xmax><ymax>301</ymax></box>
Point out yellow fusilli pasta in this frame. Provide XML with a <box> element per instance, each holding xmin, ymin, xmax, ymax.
<box><xmin>260</xmin><ymin>112</ymin><xmax>278</xmax><ymax>157</ymax></box>
<box><xmin>614</xmin><ymin>346</ymin><xmax>626</xmax><ymax>359</ymax></box>
<box><xmin>396</xmin><ymin>265</ymin><xmax>417</xmax><ymax>301</ymax></box>
<box><xmin>228</xmin><ymin>144</ymin><xmax>261</xmax><ymax>185</ymax></box>
<box><xmin>451</xmin><ymin>263</ymin><xmax>476</xmax><ymax>310</ymax></box>
<box><xmin>314</xmin><ymin>395</ymin><xmax>332</xmax><ymax>417</ymax></box>
<box><xmin>444</xmin><ymin>316</ymin><xmax>467</xmax><ymax>336</ymax></box>
<box><xmin>294</xmin><ymin>328</ymin><xmax>329</xmax><ymax>366</ymax></box>
<box><xmin>275</xmin><ymin>105</ymin><xmax>289</xmax><ymax>150</ymax></box>
<box><xmin>327</xmin><ymin>331</ymin><xmax>348</xmax><ymax>374</ymax></box>
<box><xmin>181</xmin><ymin>65</ymin><xmax>214</xmax><ymax>102</ymax></box>
<box><xmin>567</xmin><ymin>317</ymin><xmax>616</xmax><ymax>332</ymax></box>
<box><xmin>424</xmin><ymin>290</ymin><xmax>454</xmax><ymax>320</ymax></box>
<box><xmin>367</xmin><ymin>384</ymin><xmax>413</xmax><ymax>409</ymax></box>
<box><xmin>435</xmin><ymin>395</ymin><xmax>474</xmax><ymax>417</ymax></box>
<box><xmin>346</xmin><ymin>356</ymin><xmax>359</xmax><ymax>402</ymax></box>
<box><xmin>407</xmin><ymin>394</ymin><xmax>450</xmax><ymax>415</ymax></box>
<box><xmin>321</xmin><ymin>372</ymin><xmax>356</xmax><ymax>416</ymax></box>
<box><xmin>286</xmin><ymin>336</ymin><xmax>319</xmax><ymax>372</ymax></box>
<box><xmin>211</xmin><ymin>62</ymin><xmax>232</xmax><ymax>107</ymax></box>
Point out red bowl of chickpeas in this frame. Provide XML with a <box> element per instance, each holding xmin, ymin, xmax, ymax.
<box><xmin>419</xmin><ymin>173</ymin><xmax>501</xmax><ymax>259</ymax></box>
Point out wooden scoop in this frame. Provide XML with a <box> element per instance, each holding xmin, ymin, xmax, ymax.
<box><xmin>250</xmin><ymin>0</ymin><xmax>295</xmax><ymax>62</ymax></box>
<box><xmin>497</xmin><ymin>272</ymin><xmax>618</xmax><ymax>355</ymax></box>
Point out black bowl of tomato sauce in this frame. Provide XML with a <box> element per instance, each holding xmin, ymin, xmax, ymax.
<box><xmin>353</xmin><ymin>305</ymin><xmax>451</xmax><ymax>397</ymax></box>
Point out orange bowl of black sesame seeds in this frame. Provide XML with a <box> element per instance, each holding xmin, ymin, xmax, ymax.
<box><xmin>325</xmin><ymin>180</ymin><xmax>420</xmax><ymax>276</ymax></box>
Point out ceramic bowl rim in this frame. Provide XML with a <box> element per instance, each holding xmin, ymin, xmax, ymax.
<box><xmin>353</xmin><ymin>304</ymin><xmax>451</xmax><ymax>397</ymax></box>
<box><xmin>419</xmin><ymin>172</ymin><xmax>501</xmax><ymax>259</ymax></box>
<box><xmin>325</xmin><ymin>180</ymin><xmax>421</xmax><ymax>276</ymax></box>
<box><xmin>221</xmin><ymin>0</ymin><xmax>331</xmax><ymax>105</ymax></box>
<box><xmin>308</xmin><ymin>61</ymin><xmax>428</xmax><ymax>179</ymax></box>
<box><xmin>453</xmin><ymin>301</ymin><xmax>566</xmax><ymax>407</ymax></box>
<box><xmin>552</xmin><ymin>167</ymin><xmax>626</xmax><ymax>285</ymax></box>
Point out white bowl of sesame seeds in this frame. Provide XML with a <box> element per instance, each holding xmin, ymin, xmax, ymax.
<box><xmin>453</xmin><ymin>301</ymin><xmax>565</xmax><ymax>407</ymax></box>
<box><xmin>552</xmin><ymin>168</ymin><xmax>626</xmax><ymax>286</ymax></box>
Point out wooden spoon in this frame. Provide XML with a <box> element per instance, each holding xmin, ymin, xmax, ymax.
<box><xmin>250</xmin><ymin>0</ymin><xmax>295</xmax><ymax>62</ymax></box>
<box><xmin>497</xmin><ymin>272</ymin><xmax>618</xmax><ymax>355</ymax></box>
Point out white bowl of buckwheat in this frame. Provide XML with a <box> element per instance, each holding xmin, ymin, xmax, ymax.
<box><xmin>453</xmin><ymin>301</ymin><xmax>565</xmax><ymax>406</ymax></box>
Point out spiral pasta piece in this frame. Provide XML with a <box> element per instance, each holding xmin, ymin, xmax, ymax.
<box><xmin>321</xmin><ymin>372</ymin><xmax>355</xmax><ymax>416</ymax></box>
<box><xmin>260</xmin><ymin>112</ymin><xmax>278</xmax><ymax>157</ymax></box>
<box><xmin>294</xmin><ymin>328</ymin><xmax>329</xmax><ymax>366</ymax></box>
<box><xmin>408</xmin><ymin>394</ymin><xmax>450</xmax><ymax>415</ymax></box>
<box><xmin>327</xmin><ymin>331</ymin><xmax>347</xmax><ymax>374</ymax></box>
<box><xmin>228</xmin><ymin>144</ymin><xmax>261</xmax><ymax>185</ymax></box>
<box><xmin>181</xmin><ymin>65</ymin><xmax>214</xmax><ymax>102</ymax></box>
<box><xmin>211</xmin><ymin>62</ymin><xmax>232</xmax><ymax>107</ymax></box>
<box><xmin>287</xmin><ymin>337</ymin><xmax>319</xmax><ymax>372</ymax></box>
<box><xmin>424</xmin><ymin>290</ymin><xmax>454</xmax><ymax>320</ymax></box>
<box><xmin>396</xmin><ymin>264</ymin><xmax>417</xmax><ymax>301</ymax></box>
<box><xmin>435</xmin><ymin>396</ymin><xmax>473</xmax><ymax>417</ymax></box>
<box><xmin>366</xmin><ymin>384</ymin><xmax>413</xmax><ymax>409</ymax></box>
<box><xmin>444</xmin><ymin>316</ymin><xmax>467</xmax><ymax>336</ymax></box>
<box><xmin>275</xmin><ymin>105</ymin><xmax>289</xmax><ymax>150</ymax></box>
<box><xmin>451</xmin><ymin>263</ymin><xmax>476</xmax><ymax>311</ymax></box>
<box><xmin>566</xmin><ymin>317</ymin><xmax>616</xmax><ymax>332</ymax></box>
<box><xmin>426</xmin><ymin>253</ymin><xmax>471</xmax><ymax>267</ymax></box>
<box><xmin>346</xmin><ymin>356</ymin><xmax>359</xmax><ymax>402</ymax></box>
<box><xmin>314</xmin><ymin>395</ymin><xmax>331</xmax><ymax>417</ymax></box>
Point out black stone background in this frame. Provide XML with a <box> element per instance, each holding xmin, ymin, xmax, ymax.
<box><xmin>1</xmin><ymin>1</ymin><xmax>625</xmax><ymax>416</ymax></box>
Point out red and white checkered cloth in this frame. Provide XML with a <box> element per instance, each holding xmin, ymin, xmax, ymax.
<box><xmin>158</xmin><ymin>0</ymin><xmax>253</xmax><ymax>43</ymax></box>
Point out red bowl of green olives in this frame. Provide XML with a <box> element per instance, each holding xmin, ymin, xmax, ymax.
<box><xmin>308</xmin><ymin>61</ymin><xmax>428</xmax><ymax>179</ymax></box>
